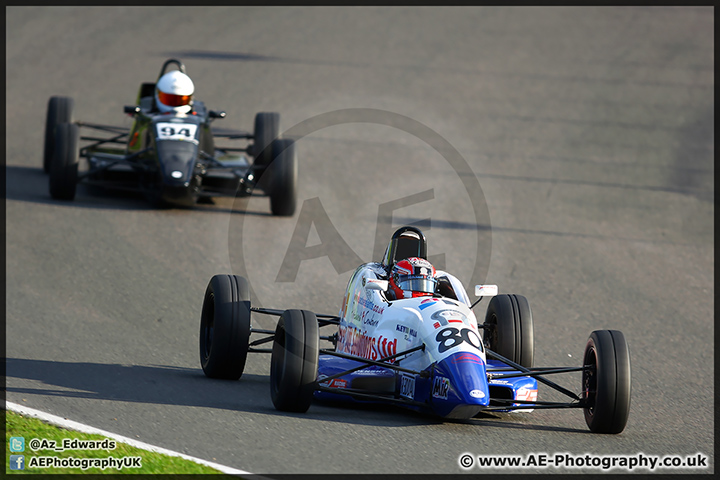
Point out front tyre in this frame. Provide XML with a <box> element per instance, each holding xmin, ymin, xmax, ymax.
<box><xmin>253</xmin><ymin>112</ymin><xmax>280</xmax><ymax>170</ymax></box>
<box><xmin>199</xmin><ymin>275</ymin><xmax>252</xmax><ymax>380</ymax></box>
<box><xmin>268</xmin><ymin>138</ymin><xmax>297</xmax><ymax>216</ymax></box>
<box><xmin>484</xmin><ymin>294</ymin><xmax>534</xmax><ymax>368</ymax></box>
<box><xmin>270</xmin><ymin>309</ymin><xmax>319</xmax><ymax>412</ymax></box>
<box><xmin>49</xmin><ymin>123</ymin><xmax>79</xmax><ymax>200</ymax></box>
<box><xmin>44</xmin><ymin>96</ymin><xmax>74</xmax><ymax>174</ymax></box>
<box><xmin>582</xmin><ymin>330</ymin><xmax>631</xmax><ymax>434</ymax></box>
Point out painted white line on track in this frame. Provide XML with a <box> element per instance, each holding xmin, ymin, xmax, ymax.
<box><xmin>6</xmin><ymin>401</ymin><xmax>252</xmax><ymax>476</ymax></box>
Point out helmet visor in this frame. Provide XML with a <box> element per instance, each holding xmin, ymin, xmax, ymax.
<box><xmin>396</xmin><ymin>275</ymin><xmax>437</xmax><ymax>294</ymax></box>
<box><xmin>158</xmin><ymin>90</ymin><xmax>192</xmax><ymax>107</ymax></box>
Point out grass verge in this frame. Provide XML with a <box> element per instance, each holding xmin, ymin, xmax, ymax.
<box><xmin>6</xmin><ymin>410</ymin><xmax>226</xmax><ymax>474</ymax></box>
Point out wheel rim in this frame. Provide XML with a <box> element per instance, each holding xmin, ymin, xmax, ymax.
<box><xmin>485</xmin><ymin>313</ymin><xmax>498</xmax><ymax>350</ymax></box>
<box><xmin>583</xmin><ymin>345</ymin><xmax>598</xmax><ymax>416</ymax></box>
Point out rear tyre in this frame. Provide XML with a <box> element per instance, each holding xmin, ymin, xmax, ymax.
<box><xmin>49</xmin><ymin>123</ymin><xmax>79</xmax><ymax>201</ymax></box>
<box><xmin>44</xmin><ymin>96</ymin><xmax>74</xmax><ymax>173</ymax></box>
<box><xmin>270</xmin><ymin>309</ymin><xmax>319</xmax><ymax>412</ymax></box>
<box><xmin>484</xmin><ymin>294</ymin><xmax>534</xmax><ymax>368</ymax></box>
<box><xmin>199</xmin><ymin>275</ymin><xmax>252</xmax><ymax>380</ymax></box>
<box><xmin>253</xmin><ymin>112</ymin><xmax>280</xmax><ymax>170</ymax></box>
<box><xmin>268</xmin><ymin>138</ymin><xmax>297</xmax><ymax>216</ymax></box>
<box><xmin>582</xmin><ymin>330</ymin><xmax>631</xmax><ymax>434</ymax></box>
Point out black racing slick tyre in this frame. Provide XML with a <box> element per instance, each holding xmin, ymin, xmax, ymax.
<box><xmin>199</xmin><ymin>275</ymin><xmax>252</xmax><ymax>380</ymax></box>
<box><xmin>44</xmin><ymin>96</ymin><xmax>74</xmax><ymax>173</ymax></box>
<box><xmin>268</xmin><ymin>138</ymin><xmax>297</xmax><ymax>217</ymax></box>
<box><xmin>253</xmin><ymin>112</ymin><xmax>280</xmax><ymax>169</ymax></box>
<box><xmin>49</xmin><ymin>123</ymin><xmax>79</xmax><ymax>201</ymax></box>
<box><xmin>582</xmin><ymin>330</ymin><xmax>631</xmax><ymax>434</ymax></box>
<box><xmin>484</xmin><ymin>294</ymin><xmax>534</xmax><ymax>368</ymax></box>
<box><xmin>270</xmin><ymin>309</ymin><xmax>319</xmax><ymax>412</ymax></box>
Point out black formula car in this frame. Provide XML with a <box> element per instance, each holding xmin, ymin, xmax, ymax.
<box><xmin>44</xmin><ymin>59</ymin><xmax>296</xmax><ymax>215</ymax></box>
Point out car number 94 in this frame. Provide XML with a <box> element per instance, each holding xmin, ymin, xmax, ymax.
<box><xmin>157</xmin><ymin>122</ymin><xmax>197</xmax><ymax>142</ymax></box>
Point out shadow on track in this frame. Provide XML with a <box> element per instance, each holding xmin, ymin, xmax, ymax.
<box><xmin>165</xmin><ymin>49</ymin><xmax>712</xmax><ymax>89</ymax></box>
<box><xmin>4</xmin><ymin>165</ymin><xmax>272</xmax><ymax>216</ymax></box>
<box><xmin>6</xmin><ymin>357</ymin><xmax>587</xmax><ymax>433</ymax></box>
<box><xmin>393</xmin><ymin>216</ymin><xmax>694</xmax><ymax>246</ymax></box>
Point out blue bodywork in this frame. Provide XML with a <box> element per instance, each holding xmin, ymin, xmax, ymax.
<box><xmin>314</xmin><ymin>352</ymin><xmax>538</xmax><ymax>418</ymax></box>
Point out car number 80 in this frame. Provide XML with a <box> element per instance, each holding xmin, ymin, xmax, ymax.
<box><xmin>435</xmin><ymin>327</ymin><xmax>483</xmax><ymax>353</ymax></box>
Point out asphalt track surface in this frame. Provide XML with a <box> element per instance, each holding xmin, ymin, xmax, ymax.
<box><xmin>6</xmin><ymin>6</ymin><xmax>714</xmax><ymax>475</ymax></box>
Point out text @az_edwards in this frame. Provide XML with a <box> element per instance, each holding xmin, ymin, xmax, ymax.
<box><xmin>28</xmin><ymin>437</ymin><xmax>116</xmax><ymax>452</ymax></box>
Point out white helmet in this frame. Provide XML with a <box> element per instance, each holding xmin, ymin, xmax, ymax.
<box><xmin>155</xmin><ymin>70</ymin><xmax>194</xmax><ymax>114</ymax></box>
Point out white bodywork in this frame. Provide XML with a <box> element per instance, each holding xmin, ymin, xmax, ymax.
<box><xmin>337</xmin><ymin>263</ymin><xmax>486</xmax><ymax>373</ymax></box>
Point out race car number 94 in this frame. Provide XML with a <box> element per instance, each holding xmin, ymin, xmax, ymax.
<box><xmin>157</xmin><ymin>123</ymin><xmax>197</xmax><ymax>141</ymax></box>
<box><xmin>436</xmin><ymin>327</ymin><xmax>482</xmax><ymax>353</ymax></box>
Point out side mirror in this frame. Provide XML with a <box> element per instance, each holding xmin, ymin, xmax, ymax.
<box><xmin>474</xmin><ymin>285</ymin><xmax>498</xmax><ymax>297</ymax></box>
<box><xmin>364</xmin><ymin>278</ymin><xmax>389</xmax><ymax>291</ymax></box>
<box><xmin>209</xmin><ymin>110</ymin><xmax>226</xmax><ymax>119</ymax></box>
<box><xmin>124</xmin><ymin>105</ymin><xmax>140</xmax><ymax>115</ymax></box>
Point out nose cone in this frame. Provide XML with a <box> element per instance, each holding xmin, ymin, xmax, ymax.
<box><xmin>432</xmin><ymin>352</ymin><xmax>490</xmax><ymax>418</ymax></box>
<box><xmin>158</xmin><ymin>143</ymin><xmax>196</xmax><ymax>186</ymax></box>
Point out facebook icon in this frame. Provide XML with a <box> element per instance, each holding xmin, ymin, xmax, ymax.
<box><xmin>10</xmin><ymin>455</ymin><xmax>25</xmax><ymax>470</ymax></box>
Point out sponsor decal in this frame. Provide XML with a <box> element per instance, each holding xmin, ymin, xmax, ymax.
<box><xmin>355</xmin><ymin>294</ymin><xmax>385</xmax><ymax>314</ymax></box>
<box><xmin>396</xmin><ymin>324</ymin><xmax>418</xmax><ymax>338</ymax></box>
<box><xmin>420</xmin><ymin>298</ymin><xmax>459</xmax><ymax>310</ymax></box>
<box><xmin>475</xmin><ymin>284</ymin><xmax>498</xmax><ymax>296</ymax></box>
<box><xmin>469</xmin><ymin>389</ymin><xmax>485</xmax><ymax>399</ymax></box>
<box><xmin>362</xmin><ymin>315</ymin><xmax>379</xmax><ymax>327</ymax></box>
<box><xmin>430</xmin><ymin>313</ymin><xmax>448</xmax><ymax>326</ymax></box>
<box><xmin>319</xmin><ymin>378</ymin><xmax>348</xmax><ymax>389</ymax></box>
<box><xmin>400</xmin><ymin>374</ymin><xmax>416</xmax><ymax>399</ymax></box>
<box><xmin>356</xmin><ymin>367</ymin><xmax>394</xmax><ymax>376</ymax></box>
<box><xmin>432</xmin><ymin>376</ymin><xmax>450</xmax><ymax>400</ymax></box>
<box><xmin>489</xmin><ymin>379</ymin><xmax>512</xmax><ymax>385</ymax></box>
<box><xmin>338</xmin><ymin>325</ymin><xmax>397</xmax><ymax>362</ymax></box>
<box><xmin>431</xmin><ymin>309</ymin><xmax>468</xmax><ymax>324</ymax></box>
<box><xmin>419</xmin><ymin>298</ymin><xmax>441</xmax><ymax>310</ymax></box>
<box><xmin>433</xmin><ymin>322</ymin><xmax>441</xmax><ymax>329</ymax></box>
<box><xmin>516</xmin><ymin>386</ymin><xmax>538</xmax><ymax>402</ymax></box>
<box><xmin>362</xmin><ymin>277</ymin><xmax>383</xmax><ymax>287</ymax></box>
<box><xmin>451</xmin><ymin>353</ymin><xmax>484</xmax><ymax>365</ymax></box>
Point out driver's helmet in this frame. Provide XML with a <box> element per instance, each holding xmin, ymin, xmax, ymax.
<box><xmin>389</xmin><ymin>257</ymin><xmax>437</xmax><ymax>299</ymax></box>
<box><xmin>155</xmin><ymin>70</ymin><xmax>194</xmax><ymax>114</ymax></box>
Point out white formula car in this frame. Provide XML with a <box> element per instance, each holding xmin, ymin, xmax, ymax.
<box><xmin>198</xmin><ymin>226</ymin><xmax>631</xmax><ymax>433</ymax></box>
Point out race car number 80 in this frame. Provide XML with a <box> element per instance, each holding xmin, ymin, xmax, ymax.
<box><xmin>157</xmin><ymin>123</ymin><xmax>197</xmax><ymax>141</ymax></box>
<box><xmin>435</xmin><ymin>327</ymin><xmax>482</xmax><ymax>353</ymax></box>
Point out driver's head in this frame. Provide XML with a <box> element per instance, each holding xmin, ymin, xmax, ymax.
<box><xmin>389</xmin><ymin>257</ymin><xmax>437</xmax><ymax>299</ymax></box>
<box><xmin>155</xmin><ymin>70</ymin><xmax>194</xmax><ymax>114</ymax></box>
